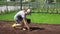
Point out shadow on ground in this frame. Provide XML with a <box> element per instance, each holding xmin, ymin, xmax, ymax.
<box><xmin>30</xmin><ymin>27</ymin><xmax>45</xmax><ymax>31</ymax></box>
<box><xmin>14</xmin><ymin>27</ymin><xmax>45</xmax><ymax>31</ymax></box>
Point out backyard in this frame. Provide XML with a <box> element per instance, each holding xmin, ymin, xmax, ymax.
<box><xmin>0</xmin><ymin>9</ymin><xmax>60</xmax><ymax>24</ymax></box>
<box><xmin>0</xmin><ymin>0</ymin><xmax>60</xmax><ymax>34</ymax></box>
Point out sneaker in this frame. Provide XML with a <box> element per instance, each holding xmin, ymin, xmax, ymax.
<box><xmin>22</xmin><ymin>28</ymin><xmax>26</xmax><ymax>30</ymax></box>
<box><xmin>12</xmin><ymin>23</ymin><xmax>17</xmax><ymax>28</ymax></box>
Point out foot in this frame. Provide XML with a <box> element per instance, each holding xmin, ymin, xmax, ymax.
<box><xmin>12</xmin><ymin>23</ymin><xmax>17</xmax><ymax>28</ymax></box>
<box><xmin>22</xmin><ymin>28</ymin><xmax>26</xmax><ymax>30</ymax></box>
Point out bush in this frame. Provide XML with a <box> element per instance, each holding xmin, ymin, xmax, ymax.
<box><xmin>30</xmin><ymin>0</ymin><xmax>36</xmax><ymax>2</ymax></box>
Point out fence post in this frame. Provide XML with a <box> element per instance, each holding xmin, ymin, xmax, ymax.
<box><xmin>6</xmin><ymin>0</ymin><xmax>8</xmax><ymax>13</ymax></box>
<box><xmin>20</xmin><ymin>0</ymin><xmax>22</xmax><ymax>10</ymax></box>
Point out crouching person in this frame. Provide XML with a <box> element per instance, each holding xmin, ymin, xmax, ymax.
<box><xmin>12</xmin><ymin>8</ymin><xmax>31</xmax><ymax>31</ymax></box>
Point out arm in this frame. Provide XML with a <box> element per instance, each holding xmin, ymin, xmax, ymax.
<box><xmin>23</xmin><ymin>17</ymin><xmax>30</xmax><ymax>30</ymax></box>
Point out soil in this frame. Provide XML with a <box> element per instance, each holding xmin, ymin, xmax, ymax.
<box><xmin>0</xmin><ymin>21</ymin><xmax>60</xmax><ymax>34</ymax></box>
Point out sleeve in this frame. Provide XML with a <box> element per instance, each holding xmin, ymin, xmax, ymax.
<box><xmin>21</xmin><ymin>13</ymin><xmax>25</xmax><ymax>18</ymax></box>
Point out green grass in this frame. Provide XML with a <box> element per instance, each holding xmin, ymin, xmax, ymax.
<box><xmin>0</xmin><ymin>11</ymin><xmax>60</xmax><ymax>24</ymax></box>
<box><xmin>27</xmin><ymin>13</ymin><xmax>60</xmax><ymax>24</ymax></box>
<box><xmin>0</xmin><ymin>11</ymin><xmax>18</xmax><ymax>21</ymax></box>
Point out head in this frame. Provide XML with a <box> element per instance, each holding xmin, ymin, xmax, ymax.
<box><xmin>27</xmin><ymin>9</ymin><xmax>31</xmax><ymax>15</ymax></box>
<box><xmin>23</xmin><ymin>8</ymin><xmax>31</xmax><ymax>15</ymax></box>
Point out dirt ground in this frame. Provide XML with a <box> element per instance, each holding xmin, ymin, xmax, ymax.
<box><xmin>0</xmin><ymin>21</ymin><xmax>60</xmax><ymax>34</ymax></box>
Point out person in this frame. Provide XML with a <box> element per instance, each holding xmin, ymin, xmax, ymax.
<box><xmin>12</xmin><ymin>8</ymin><xmax>31</xmax><ymax>31</ymax></box>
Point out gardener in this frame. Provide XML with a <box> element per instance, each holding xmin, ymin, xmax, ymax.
<box><xmin>12</xmin><ymin>8</ymin><xmax>31</xmax><ymax>31</ymax></box>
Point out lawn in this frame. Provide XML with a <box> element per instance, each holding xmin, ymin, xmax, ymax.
<box><xmin>27</xmin><ymin>13</ymin><xmax>60</xmax><ymax>24</ymax></box>
<box><xmin>0</xmin><ymin>10</ymin><xmax>60</xmax><ymax>24</ymax></box>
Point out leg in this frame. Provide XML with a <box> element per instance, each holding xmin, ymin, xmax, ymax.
<box><xmin>12</xmin><ymin>20</ymin><xmax>21</xmax><ymax>28</ymax></box>
<box><xmin>12</xmin><ymin>15</ymin><xmax>23</xmax><ymax>28</ymax></box>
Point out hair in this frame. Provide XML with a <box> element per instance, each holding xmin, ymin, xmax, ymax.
<box><xmin>23</xmin><ymin>7</ymin><xmax>28</xmax><ymax>12</ymax></box>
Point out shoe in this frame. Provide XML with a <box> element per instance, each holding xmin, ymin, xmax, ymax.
<box><xmin>22</xmin><ymin>28</ymin><xmax>26</xmax><ymax>30</ymax></box>
<box><xmin>12</xmin><ymin>23</ymin><xmax>17</xmax><ymax>28</ymax></box>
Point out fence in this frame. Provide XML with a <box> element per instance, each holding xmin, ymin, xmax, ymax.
<box><xmin>0</xmin><ymin>1</ymin><xmax>20</xmax><ymax>14</ymax></box>
<box><xmin>0</xmin><ymin>0</ymin><xmax>60</xmax><ymax>14</ymax></box>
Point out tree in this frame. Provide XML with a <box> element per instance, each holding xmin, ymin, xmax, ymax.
<box><xmin>0</xmin><ymin>0</ymin><xmax>3</xmax><ymax>1</ymax></box>
<box><xmin>10</xmin><ymin>0</ymin><xmax>15</xmax><ymax>1</ymax></box>
<box><xmin>46</xmin><ymin>0</ymin><xmax>54</xmax><ymax>4</ymax></box>
<box><xmin>30</xmin><ymin>0</ymin><xmax>36</xmax><ymax>2</ymax></box>
<box><xmin>57</xmin><ymin>0</ymin><xmax>60</xmax><ymax>2</ymax></box>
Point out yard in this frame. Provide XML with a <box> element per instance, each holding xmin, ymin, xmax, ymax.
<box><xmin>0</xmin><ymin>9</ymin><xmax>60</xmax><ymax>24</ymax></box>
<box><xmin>0</xmin><ymin>0</ymin><xmax>60</xmax><ymax>34</ymax></box>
